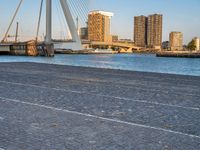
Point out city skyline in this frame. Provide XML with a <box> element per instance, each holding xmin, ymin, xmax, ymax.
<box><xmin>134</xmin><ymin>14</ymin><xmax>163</xmax><ymax>49</ymax></box>
<box><xmin>90</xmin><ymin>0</ymin><xmax>200</xmax><ymax>44</ymax></box>
<box><xmin>0</xmin><ymin>0</ymin><xmax>200</xmax><ymax>44</ymax></box>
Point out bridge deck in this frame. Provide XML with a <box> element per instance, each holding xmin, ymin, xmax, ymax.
<box><xmin>0</xmin><ymin>62</ymin><xmax>200</xmax><ymax>150</ymax></box>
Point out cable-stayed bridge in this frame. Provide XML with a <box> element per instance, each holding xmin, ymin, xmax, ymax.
<box><xmin>0</xmin><ymin>0</ymin><xmax>89</xmax><ymax>56</ymax></box>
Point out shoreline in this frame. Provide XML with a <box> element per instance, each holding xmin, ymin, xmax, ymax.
<box><xmin>0</xmin><ymin>55</ymin><xmax>200</xmax><ymax>76</ymax></box>
<box><xmin>156</xmin><ymin>51</ymin><xmax>200</xmax><ymax>58</ymax></box>
<box><xmin>0</xmin><ymin>61</ymin><xmax>199</xmax><ymax>77</ymax></box>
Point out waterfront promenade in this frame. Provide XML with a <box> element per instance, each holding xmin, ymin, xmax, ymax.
<box><xmin>0</xmin><ymin>62</ymin><xmax>200</xmax><ymax>149</ymax></box>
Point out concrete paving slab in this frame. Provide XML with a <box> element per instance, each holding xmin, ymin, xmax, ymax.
<box><xmin>0</xmin><ymin>62</ymin><xmax>200</xmax><ymax>150</ymax></box>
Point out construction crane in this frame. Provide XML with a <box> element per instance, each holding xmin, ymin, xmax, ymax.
<box><xmin>6</xmin><ymin>22</ymin><xmax>19</xmax><ymax>43</ymax></box>
<box><xmin>1</xmin><ymin>0</ymin><xmax>23</xmax><ymax>43</ymax></box>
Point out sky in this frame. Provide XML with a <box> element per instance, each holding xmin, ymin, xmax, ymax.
<box><xmin>0</xmin><ymin>0</ymin><xmax>200</xmax><ymax>44</ymax></box>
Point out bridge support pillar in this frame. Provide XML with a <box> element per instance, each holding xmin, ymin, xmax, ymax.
<box><xmin>45</xmin><ymin>43</ymin><xmax>54</xmax><ymax>57</ymax></box>
<box><xmin>45</xmin><ymin>0</ymin><xmax>54</xmax><ymax>57</ymax></box>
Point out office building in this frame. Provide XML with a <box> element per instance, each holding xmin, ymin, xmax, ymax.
<box><xmin>79</xmin><ymin>27</ymin><xmax>88</xmax><ymax>40</ymax></box>
<box><xmin>194</xmin><ymin>37</ymin><xmax>200</xmax><ymax>51</ymax></box>
<box><xmin>134</xmin><ymin>16</ymin><xmax>147</xmax><ymax>47</ymax></box>
<box><xmin>88</xmin><ymin>10</ymin><xmax>113</xmax><ymax>42</ymax></box>
<box><xmin>111</xmin><ymin>35</ymin><xmax>118</xmax><ymax>42</ymax></box>
<box><xmin>147</xmin><ymin>14</ymin><xmax>163</xmax><ymax>49</ymax></box>
<box><xmin>134</xmin><ymin>14</ymin><xmax>163</xmax><ymax>49</ymax></box>
<box><xmin>162</xmin><ymin>41</ymin><xmax>169</xmax><ymax>50</ymax></box>
<box><xmin>169</xmin><ymin>32</ymin><xmax>183</xmax><ymax>51</ymax></box>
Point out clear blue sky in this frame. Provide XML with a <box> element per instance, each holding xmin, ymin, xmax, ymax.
<box><xmin>0</xmin><ymin>0</ymin><xmax>200</xmax><ymax>44</ymax></box>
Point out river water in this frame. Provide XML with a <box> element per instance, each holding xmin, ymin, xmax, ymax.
<box><xmin>0</xmin><ymin>54</ymin><xmax>200</xmax><ymax>76</ymax></box>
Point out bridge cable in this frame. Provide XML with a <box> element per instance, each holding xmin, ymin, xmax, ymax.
<box><xmin>76</xmin><ymin>0</ymin><xmax>88</xmax><ymax>25</ymax></box>
<box><xmin>58</xmin><ymin>0</ymin><xmax>70</xmax><ymax>39</ymax></box>
<box><xmin>68</xmin><ymin>0</ymin><xmax>87</xmax><ymax>30</ymax></box>
<box><xmin>2</xmin><ymin>0</ymin><xmax>24</xmax><ymax>42</ymax></box>
<box><xmin>79</xmin><ymin>0</ymin><xmax>89</xmax><ymax>20</ymax></box>
<box><xmin>55</xmin><ymin>0</ymin><xmax>65</xmax><ymax>40</ymax></box>
<box><xmin>36</xmin><ymin>0</ymin><xmax>44</xmax><ymax>42</ymax></box>
<box><xmin>66</xmin><ymin>0</ymin><xmax>81</xmax><ymax>38</ymax></box>
<box><xmin>74</xmin><ymin>0</ymin><xmax>89</xmax><ymax>25</ymax></box>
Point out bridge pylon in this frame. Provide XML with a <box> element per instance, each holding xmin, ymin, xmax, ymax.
<box><xmin>45</xmin><ymin>0</ymin><xmax>54</xmax><ymax>57</ymax></box>
<box><xmin>45</xmin><ymin>0</ymin><xmax>82</xmax><ymax>54</ymax></box>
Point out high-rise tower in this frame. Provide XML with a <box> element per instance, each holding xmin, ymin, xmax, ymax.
<box><xmin>88</xmin><ymin>11</ymin><xmax>113</xmax><ymax>42</ymax></box>
<box><xmin>147</xmin><ymin>14</ymin><xmax>163</xmax><ymax>49</ymax></box>
<box><xmin>169</xmin><ymin>32</ymin><xmax>183</xmax><ymax>51</ymax></box>
<box><xmin>134</xmin><ymin>15</ymin><xmax>147</xmax><ymax>47</ymax></box>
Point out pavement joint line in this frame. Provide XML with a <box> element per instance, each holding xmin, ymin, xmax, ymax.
<box><xmin>1</xmin><ymin>70</ymin><xmax>200</xmax><ymax>98</ymax></box>
<box><xmin>2</xmin><ymin>63</ymin><xmax>200</xmax><ymax>82</ymax></box>
<box><xmin>0</xmin><ymin>80</ymin><xmax>200</xmax><ymax>111</ymax></box>
<box><xmin>1</xmin><ymin>72</ymin><xmax>199</xmax><ymax>96</ymax></box>
<box><xmin>1</xmin><ymin>97</ymin><xmax>200</xmax><ymax>140</ymax></box>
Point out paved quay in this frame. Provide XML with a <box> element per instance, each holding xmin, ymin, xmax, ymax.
<box><xmin>0</xmin><ymin>62</ymin><xmax>200</xmax><ymax>150</ymax></box>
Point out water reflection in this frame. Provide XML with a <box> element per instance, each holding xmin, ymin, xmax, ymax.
<box><xmin>0</xmin><ymin>54</ymin><xmax>200</xmax><ymax>76</ymax></box>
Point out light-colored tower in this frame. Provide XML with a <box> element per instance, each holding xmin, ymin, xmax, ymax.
<box><xmin>169</xmin><ymin>32</ymin><xmax>183</xmax><ymax>51</ymax></box>
<box><xmin>147</xmin><ymin>14</ymin><xmax>163</xmax><ymax>49</ymax></box>
<box><xmin>134</xmin><ymin>15</ymin><xmax>147</xmax><ymax>47</ymax></box>
<box><xmin>194</xmin><ymin>37</ymin><xmax>200</xmax><ymax>51</ymax></box>
<box><xmin>88</xmin><ymin>11</ymin><xmax>113</xmax><ymax>42</ymax></box>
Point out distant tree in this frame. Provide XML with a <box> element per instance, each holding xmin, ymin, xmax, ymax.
<box><xmin>187</xmin><ymin>39</ymin><xmax>196</xmax><ymax>50</ymax></box>
<box><xmin>111</xmin><ymin>46</ymin><xmax>116</xmax><ymax>50</ymax></box>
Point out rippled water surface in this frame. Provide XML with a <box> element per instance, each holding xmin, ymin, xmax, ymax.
<box><xmin>0</xmin><ymin>54</ymin><xmax>200</xmax><ymax>76</ymax></box>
